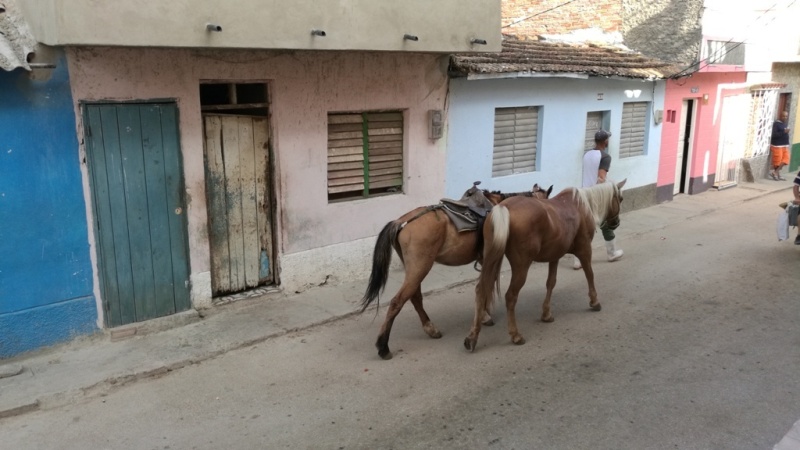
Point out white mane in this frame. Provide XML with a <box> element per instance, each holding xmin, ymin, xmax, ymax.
<box><xmin>572</xmin><ymin>181</ymin><xmax>619</xmax><ymax>225</ymax></box>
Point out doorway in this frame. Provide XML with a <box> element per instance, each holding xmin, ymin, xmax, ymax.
<box><xmin>200</xmin><ymin>83</ymin><xmax>276</xmax><ymax>296</ymax></box>
<box><xmin>674</xmin><ymin>99</ymin><xmax>695</xmax><ymax>195</ymax></box>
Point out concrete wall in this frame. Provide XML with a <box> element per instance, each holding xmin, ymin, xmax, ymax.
<box><xmin>657</xmin><ymin>71</ymin><xmax>747</xmax><ymax>202</ymax></box>
<box><xmin>445</xmin><ymin>75</ymin><xmax>665</xmax><ymax>210</ymax></box>
<box><xmin>66</xmin><ymin>47</ymin><xmax>450</xmax><ymax>306</ymax></box>
<box><xmin>19</xmin><ymin>0</ymin><xmax>501</xmax><ymax>53</ymax></box>
<box><xmin>0</xmin><ymin>51</ymin><xmax>98</xmax><ymax>358</ymax></box>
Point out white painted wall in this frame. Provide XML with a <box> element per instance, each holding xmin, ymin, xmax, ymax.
<box><xmin>445</xmin><ymin>76</ymin><xmax>665</xmax><ymax>198</ymax></box>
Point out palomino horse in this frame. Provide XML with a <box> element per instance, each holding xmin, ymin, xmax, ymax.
<box><xmin>361</xmin><ymin>182</ymin><xmax>552</xmax><ymax>360</ymax></box>
<box><xmin>463</xmin><ymin>179</ymin><xmax>626</xmax><ymax>352</ymax></box>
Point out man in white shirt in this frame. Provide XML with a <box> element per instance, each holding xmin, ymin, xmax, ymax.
<box><xmin>574</xmin><ymin>130</ymin><xmax>624</xmax><ymax>269</ymax></box>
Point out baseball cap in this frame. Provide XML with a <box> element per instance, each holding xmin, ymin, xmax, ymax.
<box><xmin>594</xmin><ymin>130</ymin><xmax>611</xmax><ymax>142</ymax></box>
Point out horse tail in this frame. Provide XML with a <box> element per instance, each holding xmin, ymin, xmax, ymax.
<box><xmin>476</xmin><ymin>205</ymin><xmax>510</xmax><ymax>313</ymax></box>
<box><xmin>360</xmin><ymin>221</ymin><xmax>402</xmax><ymax>312</ymax></box>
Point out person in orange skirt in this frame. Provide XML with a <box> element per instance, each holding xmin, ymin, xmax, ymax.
<box><xmin>770</xmin><ymin>110</ymin><xmax>791</xmax><ymax>181</ymax></box>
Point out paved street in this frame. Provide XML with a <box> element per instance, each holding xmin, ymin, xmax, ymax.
<box><xmin>1</xmin><ymin>188</ymin><xmax>799</xmax><ymax>449</ymax></box>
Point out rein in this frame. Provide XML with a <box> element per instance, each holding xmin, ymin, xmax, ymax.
<box><xmin>490</xmin><ymin>190</ymin><xmax>540</xmax><ymax>201</ymax></box>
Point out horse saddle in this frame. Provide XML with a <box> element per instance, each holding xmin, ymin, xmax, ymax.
<box><xmin>439</xmin><ymin>185</ymin><xmax>493</xmax><ymax>232</ymax></box>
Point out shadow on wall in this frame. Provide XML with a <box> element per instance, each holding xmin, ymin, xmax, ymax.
<box><xmin>622</xmin><ymin>0</ymin><xmax>703</xmax><ymax>66</ymax></box>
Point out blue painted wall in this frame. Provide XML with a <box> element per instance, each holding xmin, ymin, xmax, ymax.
<box><xmin>0</xmin><ymin>52</ymin><xmax>98</xmax><ymax>358</ymax></box>
<box><xmin>445</xmin><ymin>76</ymin><xmax>666</xmax><ymax>198</ymax></box>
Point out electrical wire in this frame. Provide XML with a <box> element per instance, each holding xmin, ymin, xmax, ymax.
<box><xmin>502</xmin><ymin>0</ymin><xmax>581</xmax><ymax>29</ymax></box>
<box><xmin>669</xmin><ymin>0</ymin><xmax>793</xmax><ymax>79</ymax></box>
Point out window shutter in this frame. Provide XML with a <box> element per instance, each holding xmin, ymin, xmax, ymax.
<box><xmin>620</xmin><ymin>102</ymin><xmax>647</xmax><ymax>158</ymax></box>
<box><xmin>365</xmin><ymin>112</ymin><xmax>403</xmax><ymax>192</ymax></box>
<box><xmin>327</xmin><ymin>111</ymin><xmax>404</xmax><ymax>200</ymax></box>
<box><xmin>493</xmin><ymin>107</ymin><xmax>538</xmax><ymax>177</ymax></box>
<box><xmin>585</xmin><ymin>111</ymin><xmax>604</xmax><ymax>150</ymax></box>
<box><xmin>327</xmin><ymin>114</ymin><xmax>366</xmax><ymax>195</ymax></box>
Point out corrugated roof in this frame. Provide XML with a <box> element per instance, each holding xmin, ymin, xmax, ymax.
<box><xmin>0</xmin><ymin>0</ymin><xmax>36</xmax><ymax>71</ymax></box>
<box><xmin>450</xmin><ymin>35</ymin><xmax>683</xmax><ymax>80</ymax></box>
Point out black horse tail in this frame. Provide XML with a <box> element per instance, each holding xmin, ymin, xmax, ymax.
<box><xmin>359</xmin><ymin>221</ymin><xmax>402</xmax><ymax>312</ymax></box>
<box><xmin>475</xmin><ymin>206</ymin><xmax>510</xmax><ymax>314</ymax></box>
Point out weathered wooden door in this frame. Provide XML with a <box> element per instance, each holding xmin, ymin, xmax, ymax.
<box><xmin>84</xmin><ymin>103</ymin><xmax>191</xmax><ymax>327</ymax></box>
<box><xmin>203</xmin><ymin>115</ymin><xmax>274</xmax><ymax>296</ymax></box>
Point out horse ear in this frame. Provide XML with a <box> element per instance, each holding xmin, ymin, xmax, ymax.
<box><xmin>547</xmin><ymin>185</ymin><xmax>553</xmax><ymax>197</ymax></box>
<box><xmin>617</xmin><ymin>179</ymin><xmax>627</xmax><ymax>190</ymax></box>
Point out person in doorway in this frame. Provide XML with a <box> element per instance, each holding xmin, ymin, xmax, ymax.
<box><xmin>770</xmin><ymin>111</ymin><xmax>791</xmax><ymax>181</ymax></box>
<box><xmin>573</xmin><ymin>130</ymin><xmax>624</xmax><ymax>269</ymax></box>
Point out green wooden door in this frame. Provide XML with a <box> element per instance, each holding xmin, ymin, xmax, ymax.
<box><xmin>84</xmin><ymin>103</ymin><xmax>191</xmax><ymax>327</ymax></box>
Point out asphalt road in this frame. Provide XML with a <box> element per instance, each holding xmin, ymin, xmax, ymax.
<box><xmin>1</xmin><ymin>191</ymin><xmax>798</xmax><ymax>450</ymax></box>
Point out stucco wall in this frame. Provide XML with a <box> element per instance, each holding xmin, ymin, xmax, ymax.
<box><xmin>658</xmin><ymin>72</ymin><xmax>747</xmax><ymax>200</ymax></box>
<box><xmin>66</xmin><ymin>48</ymin><xmax>450</xmax><ymax>298</ymax></box>
<box><xmin>445</xmin><ymin>76</ymin><xmax>665</xmax><ymax>202</ymax></box>
<box><xmin>622</xmin><ymin>0</ymin><xmax>703</xmax><ymax>65</ymax></box>
<box><xmin>773</xmin><ymin>63</ymin><xmax>800</xmax><ymax>144</ymax></box>
<box><xmin>0</xmin><ymin>51</ymin><xmax>98</xmax><ymax>358</ymax></box>
<box><xmin>20</xmin><ymin>0</ymin><xmax>501</xmax><ymax>53</ymax></box>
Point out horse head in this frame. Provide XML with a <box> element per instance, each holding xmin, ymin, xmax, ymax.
<box><xmin>459</xmin><ymin>181</ymin><xmax>495</xmax><ymax>210</ymax></box>
<box><xmin>604</xmin><ymin>179</ymin><xmax>627</xmax><ymax>229</ymax></box>
<box><xmin>532</xmin><ymin>183</ymin><xmax>553</xmax><ymax>199</ymax></box>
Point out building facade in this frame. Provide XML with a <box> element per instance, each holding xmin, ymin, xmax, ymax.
<box><xmin>446</xmin><ymin>37</ymin><xmax>673</xmax><ymax>211</ymax></box>
<box><xmin>3</xmin><ymin>0</ymin><xmax>503</xmax><ymax>357</ymax></box>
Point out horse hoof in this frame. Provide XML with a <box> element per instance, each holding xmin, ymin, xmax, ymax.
<box><xmin>590</xmin><ymin>303</ymin><xmax>602</xmax><ymax>312</ymax></box>
<box><xmin>378</xmin><ymin>349</ymin><xmax>393</xmax><ymax>360</ymax></box>
<box><xmin>423</xmin><ymin>324</ymin><xmax>442</xmax><ymax>339</ymax></box>
<box><xmin>512</xmin><ymin>335</ymin><xmax>526</xmax><ymax>345</ymax></box>
<box><xmin>541</xmin><ymin>315</ymin><xmax>554</xmax><ymax>323</ymax></box>
<box><xmin>464</xmin><ymin>337</ymin><xmax>477</xmax><ymax>352</ymax></box>
<box><xmin>482</xmin><ymin>318</ymin><xmax>495</xmax><ymax>327</ymax></box>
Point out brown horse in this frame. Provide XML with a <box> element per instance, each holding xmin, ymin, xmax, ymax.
<box><xmin>361</xmin><ymin>182</ymin><xmax>552</xmax><ymax>360</ymax></box>
<box><xmin>464</xmin><ymin>179</ymin><xmax>626</xmax><ymax>352</ymax></box>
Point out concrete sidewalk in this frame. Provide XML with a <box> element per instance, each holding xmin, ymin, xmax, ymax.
<box><xmin>0</xmin><ymin>178</ymin><xmax>795</xmax><ymax>420</ymax></box>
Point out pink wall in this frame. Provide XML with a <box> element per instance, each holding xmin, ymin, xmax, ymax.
<box><xmin>658</xmin><ymin>72</ymin><xmax>747</xmax><ymax>189</ymax></box>
<box><xmin>67</xmin><ymin>48</ymin><xmax>450</xmax><ymax>276</ymax></box>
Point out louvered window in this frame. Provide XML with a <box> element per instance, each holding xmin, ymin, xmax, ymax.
<box><xmin>492</xmin><ymin>106</ymin><xmax>539</xmax><ymax>177</ymax></box>
<box><xmin>619</xmin><ymin>102</ymin><xmax>648</xmax><ymax>158</ymax></box>
<box><xmin>327</xmin><ymin>111</ymin><xmax>404</xmax><ymax>201</ymax></box>
<box><xmin>585</xmin><ymin>111</ymin><xmax>609</xmax><ymax>150</ymax></box>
